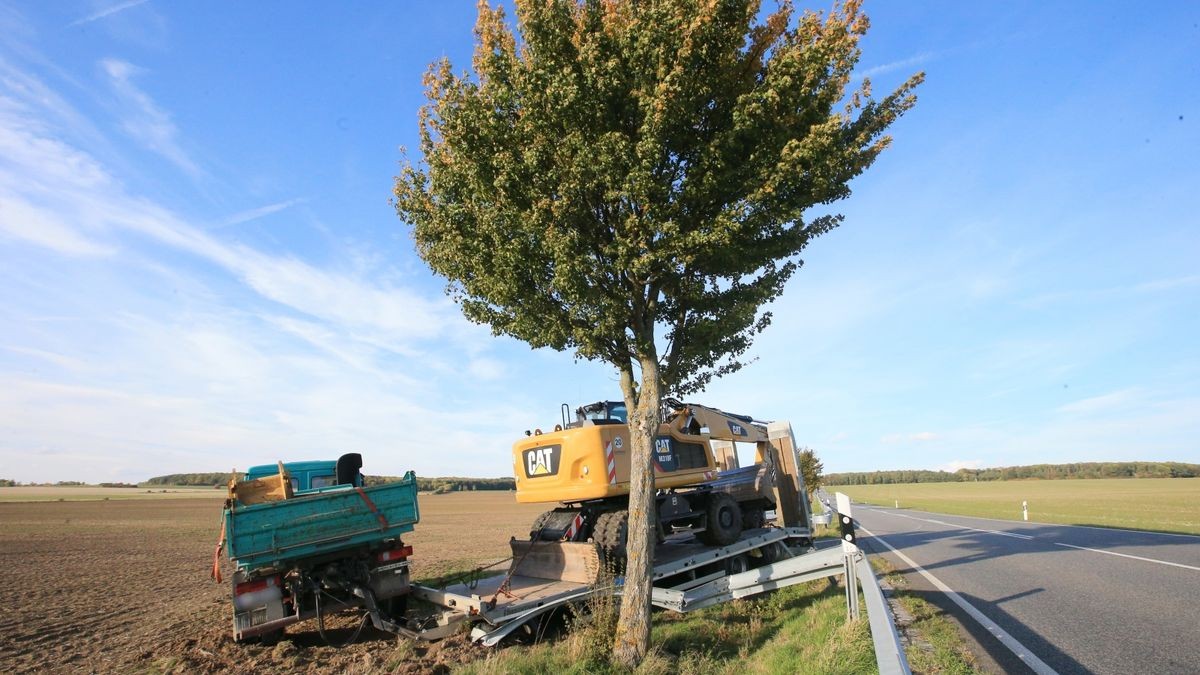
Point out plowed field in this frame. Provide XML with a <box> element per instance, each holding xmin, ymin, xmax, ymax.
<box><xmin>0</xmin><ymin>492</ymin><xmax>546</xmax><ymax>674</ymax></box>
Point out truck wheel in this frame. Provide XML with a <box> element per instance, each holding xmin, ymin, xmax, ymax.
<box><xmin>698</xmin><ymin>493</ymin><xmax>742</xmax><ymax>546</ymax></box>
<box><xmin>593</xmin><ymin>510</ymin><xmax>628</xmax><ymax>571</ymax></box>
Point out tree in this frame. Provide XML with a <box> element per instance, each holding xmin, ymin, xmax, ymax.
<box><xmin>799</xmin><ymin>447</ymin><xmax>823</xmax><ymax>497</ymax></box>
<box><xmin>394</xmin><ymin>0</ymin><xmax>920</xmax><ymax>665</ymax></box>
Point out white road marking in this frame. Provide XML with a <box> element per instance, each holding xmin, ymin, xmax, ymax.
<box><xmin>1052</xmin><ymin>542</ymin><xmax>1200</xmax><ymax>572</ymax></box>
<box><xmin>859</xmin><ymin>524</ymin><xmax>1060</xmax><ymax>675</ymax></box>
<box><xmin>860</xmin><ymin>505</ymin><xmax>1200</xmax><ymax>569</ymax></box>
<box><xmin>868</xmin><ymin>508</ymin><xmax>1034</xmax><ymax>540</ymax></box>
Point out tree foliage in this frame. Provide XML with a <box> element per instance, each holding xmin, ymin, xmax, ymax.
<box><xmin>799</xmin><ymin>447</ymin><xmax>823</xmax><ymax>496</ymax></box>
<box><xmin>394</xmin><ymin>0</ymin><xmax>920</xmax><ymax>665</ymax></box>
<box><xmin>395</xmin><ymin>0</ymin><xmax>920</xmax><ymax>395</ymax></box>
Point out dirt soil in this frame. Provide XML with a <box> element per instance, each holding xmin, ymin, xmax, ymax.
<box><xmin>0</xmin><ymin>492</ymin><xmax>547</xmax><ymax>674</ymax></box>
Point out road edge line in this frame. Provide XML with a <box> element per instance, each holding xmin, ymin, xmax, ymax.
<box><xmin>1052</xmin><ymin>542</ymin><xmax>1200</xmax><ymax>571</ymax></box>
<box><xmin>858</xmin><ymin>524</ymin><xmax>1060</xmax><ymax>675</ymax></box>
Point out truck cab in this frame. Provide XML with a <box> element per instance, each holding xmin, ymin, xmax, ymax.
<box><xmin>245</xmin><ymin>454</ymin><xmax>364</xmax><ymax>494</ymax></box>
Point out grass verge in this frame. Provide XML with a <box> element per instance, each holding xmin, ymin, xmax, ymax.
<box><xmin>454</xmin><ymin>574</ymin><xmax>874</xmax><ymax>675</ymax></box>
<box><xmin>868</xmin><ymin>556</ymin><xmax>983</xmax><ymax>674</ymax></box>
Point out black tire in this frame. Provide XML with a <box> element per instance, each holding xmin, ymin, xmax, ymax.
<box><xmin>698</xmin><ymin>492</ymin><xmax>742</xmax><ymax>546</ymax></box>
<box><xmin>593</xmin><ymin>510</ymin><xmax>629</xmax><ymax>572</ymax></box>
<box><xmin>724</xmin><ymin>554</ymin><xmax>750</xmax><ymax>575</ymax></box>
<box><xmin>757</xmin><ymin>541</ymin><xmax>788</xmax><ymax>566</ymax></box>
<box><xmin>741</xmin><ymin>504</ymin><xmax>765</xmax><ymax>530</ymax></box>
<box><xmin>530</xmin><ymin>510</ymin><xmax>557</xmax><ymax>540</ymax></box>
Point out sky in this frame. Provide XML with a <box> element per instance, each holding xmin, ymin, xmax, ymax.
<box><xmin>0</xmin><ymin>1</ymin><xmax>1197</xmax><ymax>484</ymax></box>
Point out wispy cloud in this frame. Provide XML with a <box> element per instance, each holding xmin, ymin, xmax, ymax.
<box><xmin>881</xmin><ymin>431</ymin><xmax>939</xmax><ymax>444</ymax></box>
<box><xmin>0</xmin><ymin>59</ymin><xmax>527</xmax><ymax>482</ymax></box>
<box><xmin>0</xmin><ymin>195</ymin><xmax>115</xmax><ymax>255</ymax></box>
<box><xmin>1021</xmin><ymin>275</ymin><xmax>1200</xmax><ymax>308</ymax></box>
<box><xmin>101</xmin><ymin>58</ymin><xmax>202</xmax><ymax>178</ymax></box>
<box><xmin>855</xmin><ymin>52</ymin><xmax>933</xmax><ymax>81</ymax></box>
<box><xmin>68</xmin><ymin>0</ymin><xmax>151</xmax><ymax>28</ymax></box>
<box><xmin>936</xmin><ymin>459</ymin><xmax>982</xmax><ymax>472</ymax></box>
<box><xmin>220</xmin><ymin>198</ymin><xmax>307</xmax><ymax>228</ymax></box>
<box><xmin>1057</xmin><ymin>388</ymin><xmax>1141</xmax><ymax>416</ymax></box>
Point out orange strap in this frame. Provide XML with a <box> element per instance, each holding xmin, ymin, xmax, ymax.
<box><xmin>355</xmin><ymin>487</ymin><xmax>389</xmax><ymax>531</ymax></box>
<box><xmin>211</xmin><ymin>517</ymin><xmax>226</xmax><ymax>583</ymax></box>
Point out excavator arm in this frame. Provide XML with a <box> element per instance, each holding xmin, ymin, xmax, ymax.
<box><xmin>664</xmin><ymin>398</ymin><xmax>771</xmax><ymax>470</ymax></box>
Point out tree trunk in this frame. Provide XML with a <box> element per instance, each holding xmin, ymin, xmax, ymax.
<box><xmin>612</xmin><ymin>356</ymin><xmax>661</xmax><ymax>668</ymax></box>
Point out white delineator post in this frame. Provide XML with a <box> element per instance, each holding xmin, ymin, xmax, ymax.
<box><xmin>836</xmin><ymin>492</ymin><xmax>860</xmax><ymax>620</ymax></box>
<box><xmin>1022</xmin><ymin>500</ymin><xmax>1029</xmax><ymax>521</ymax></box>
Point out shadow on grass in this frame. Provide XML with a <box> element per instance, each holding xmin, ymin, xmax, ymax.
<box><xmin>652</xmin><ymin>578</ymin><xmax>845</xmax><ymax>660</ymax></box>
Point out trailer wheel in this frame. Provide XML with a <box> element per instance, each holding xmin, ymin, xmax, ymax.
<box><xmin>724</xmin><ymin>554</ymin><xmax>750</xmax><ymax>575</ymax></box>
<box><xmin>593</xmin><ymin>510</ymin><xmax>628</xmax><ymax>570</ymax></box>
<box><xmin>698</xmin><ymin>493</ymin><xmax>742</xmax><ymax>546</ymax></box>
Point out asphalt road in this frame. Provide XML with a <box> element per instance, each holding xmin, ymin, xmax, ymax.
<box><xmin>838</xmin><ymin>499</ymin><xmax>1200</xmax><ymax>674</ymax></box>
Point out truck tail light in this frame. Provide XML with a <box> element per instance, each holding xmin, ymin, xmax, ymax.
<box><xmin>377</xmin><ymin>545</ymin><xmax>413</xmax><ymax>562</ymax></box>
<box><xmin>235</xmin><ymin>575</ymin><xmax>278</xmax><ymax>596</ymax></box>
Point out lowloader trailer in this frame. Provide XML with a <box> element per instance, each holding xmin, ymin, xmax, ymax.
<box><xmin>404</xmin><ymin>526</ymin><xmax>851</xmax><ymax>647</ymax></box>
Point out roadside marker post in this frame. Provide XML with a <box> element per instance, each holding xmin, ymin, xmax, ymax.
<box><xmin>1023</xmin><ymin>500</ymin><xmax>1029</xmax><ymax>521</ymax></box>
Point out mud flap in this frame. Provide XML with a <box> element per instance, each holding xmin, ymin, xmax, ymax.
<box><xmin>508</xmin><ymin>540</ymin><xmax>602</xmax><ymax>584</ymax></box>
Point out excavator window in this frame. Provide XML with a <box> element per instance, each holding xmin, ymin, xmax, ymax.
<box><xmin>577</xmin><ymin>401</ymin><xmax>628</xmax><ymax>423</ymax></box>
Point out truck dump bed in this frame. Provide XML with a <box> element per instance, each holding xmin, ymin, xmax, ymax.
<box><xmin>225</xmin><ymin>471</ymin><xmax>420</xmax><ymax>572</ymax></box>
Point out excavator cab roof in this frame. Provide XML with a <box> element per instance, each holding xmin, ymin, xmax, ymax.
<box><xmin>575</xmin><ymin>400</ymin><xmax>627</xmax><ymax>424</ymax></box>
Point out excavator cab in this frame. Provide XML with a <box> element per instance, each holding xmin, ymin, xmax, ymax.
<box><xmin>574</xmin><ymin>401</ymin><xmax>627</xmax><ymax>425</ymax></box>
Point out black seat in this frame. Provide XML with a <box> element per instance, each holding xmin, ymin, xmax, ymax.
<box><xmin>335</xmin><ymin>453</ymin><xmax>363</xmax><ymax>486</ymax></box>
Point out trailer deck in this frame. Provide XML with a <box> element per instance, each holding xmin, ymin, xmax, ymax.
<box><xmin>404</xmin><ymin>526</ymin><xmax>824</xmax><ymax>645</ymax></box>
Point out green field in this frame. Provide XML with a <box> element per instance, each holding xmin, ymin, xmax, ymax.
<box><xmin>832</xmin><ymin>478</ymin><xmax>1200</xmax><ymax>535</ymax></box>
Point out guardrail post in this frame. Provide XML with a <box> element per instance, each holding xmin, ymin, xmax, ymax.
<box><xmin>836</xmin><ymin>492</ymin><xmax>860</xmax><ymax>621</ymax></box>
<box><xmin>836</xmin><ymin>491</ymin><xmax>912</xmax><ymax>675</ymax></box>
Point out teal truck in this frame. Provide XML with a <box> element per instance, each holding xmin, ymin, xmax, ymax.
<box><xmin>223</xmin><ymin>453</ymin><xmax>420</xmax><ymax>642</ymax></box>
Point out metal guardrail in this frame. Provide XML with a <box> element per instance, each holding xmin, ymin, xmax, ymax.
<box><xmin>833</xmin><ymin>491</ymin><xmax>911</xmax><ymax>675</ymax></box>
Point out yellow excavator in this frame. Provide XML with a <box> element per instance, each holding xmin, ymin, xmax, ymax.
<box><xmin>509</xmin><ymin>398</ymin><xmax>811</xmax><ymax>577</ymax></box>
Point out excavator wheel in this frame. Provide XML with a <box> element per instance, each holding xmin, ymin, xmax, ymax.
<box><xmin>592</xmin><ymin>510</ymin><xmax>629</xmax><ymax>572</ymax></box>
<box><xmin>698</xmin><ymin>493</ymin><xmax>742</xmax><ymax>546</ymax></box>
<box><xmin>741</xmin><ymin>505</ymin><xmax>765</xmax><ymax>530</ymax></box>
<box><xmin>530</xmin><ymin>510</ymin><xmax>557</xmax><ymax>540</ymax></box>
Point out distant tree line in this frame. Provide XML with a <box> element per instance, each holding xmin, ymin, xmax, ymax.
<box><xmin>143</xmin><ymin>473</ymin><xmax>234</xmax><ymax>487</ymax></box>
<box><xmin>365</xmin><ymin>475</ymin><xmax>515</xmax><ymax>493</ymax></box>
<box><xmin>141</xmin><ymin>472</ymin><xmax>517</xmax><ymax>493</ymax></box>
<box><xmin>825</xmin><ymin>461</ymin><xmax>1200</xmax><ymax>485</ymax></box>
<box><xmin>0</xmin><ymin>479</ymin><xmax>15</xmax><ymax>487</ymax></box>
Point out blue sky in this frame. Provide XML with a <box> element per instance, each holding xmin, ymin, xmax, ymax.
<box><xmin>0</xmin><ymin>1</ymin><xmax>1196</xmax><ymax>483</ymax></box>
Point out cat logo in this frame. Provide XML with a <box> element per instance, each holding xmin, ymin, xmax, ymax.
<box><xmin>523</xmin><ymin>444</ymin><xmax>561</xmax><ymax>478</ymax></box>
<box><xmin>727</xmin><ymin>421</ymin><xmax>747</xmax><ymax>437</ymax></box>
